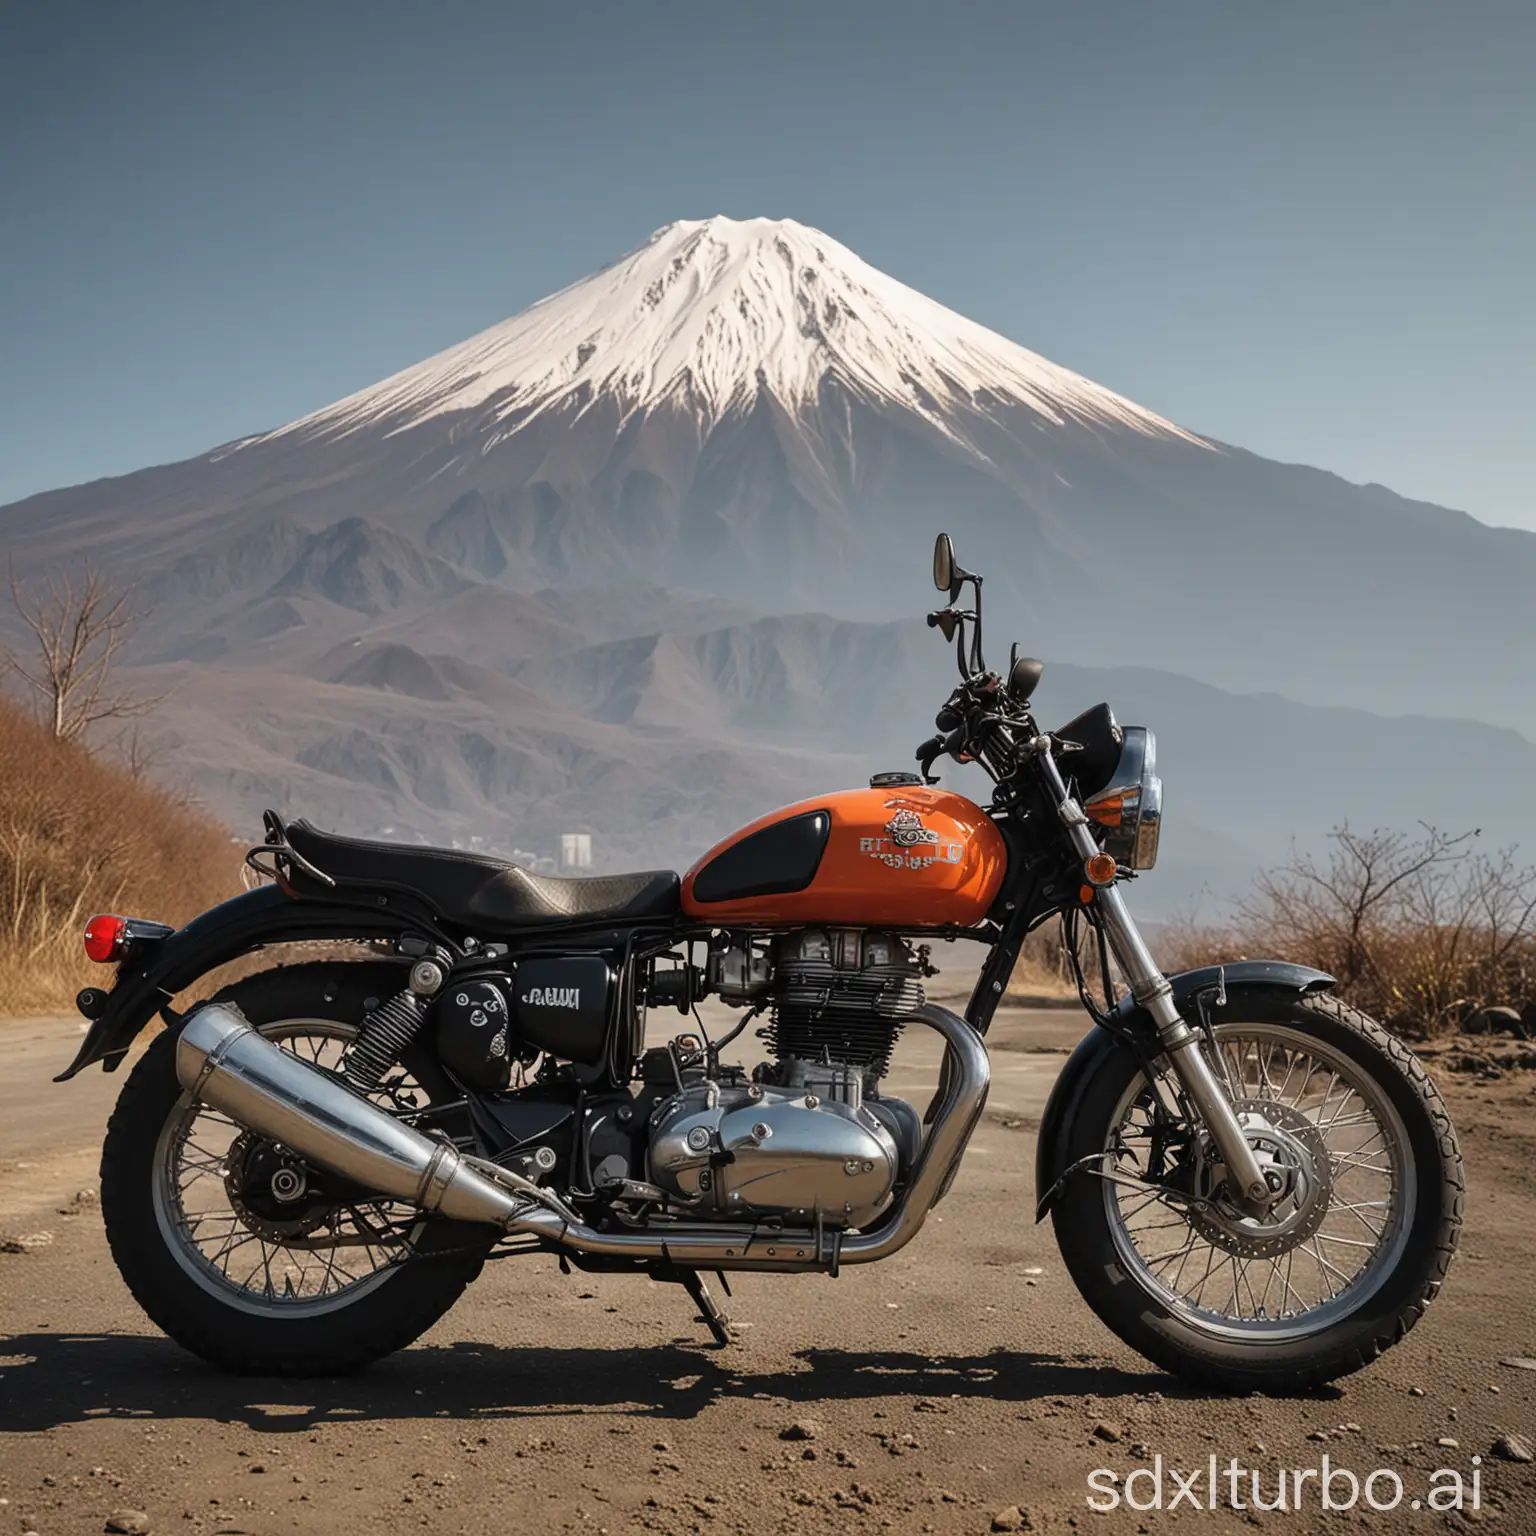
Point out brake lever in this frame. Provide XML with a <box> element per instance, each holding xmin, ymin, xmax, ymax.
<box><xmin>915</xmin><ymin>735</ymin><xmax>945</xmax><ymax>785</ymax></box>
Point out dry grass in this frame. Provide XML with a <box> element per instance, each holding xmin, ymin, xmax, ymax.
<box><xmin>1007</xmin><ymin>917</ymin><xmax>1078</xmax><ymax>1003</ymax></box>
<box><xmin>0</xmin><ymin>695</ymin><xmax>241</xmax><ymax>1015</ymax></box>
<box><xmin>1159</xmin><ymin>826</ymin><xmax>1536</xmax><ymax>1036</ymax></box>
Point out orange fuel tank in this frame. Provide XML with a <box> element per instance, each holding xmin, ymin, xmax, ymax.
<box><xmin>681</xmin><ymin>785</ymin><xmax>1007</xmax><ymax>928</ymax></box>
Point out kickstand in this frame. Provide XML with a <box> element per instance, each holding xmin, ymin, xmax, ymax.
<box><xmin>680</xmin><ymin>1269</ymin><xmax>734</xmax><ymax>1348</ymax></box>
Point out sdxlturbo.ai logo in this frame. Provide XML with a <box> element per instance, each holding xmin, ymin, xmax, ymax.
<box><xmin>1087</xmin><ymin>1454</ymin><xmax>1484</xmax><ymax>1514</ymax></box>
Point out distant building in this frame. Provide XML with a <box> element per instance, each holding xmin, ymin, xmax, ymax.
<box><xmin>560</xmin><ymin>832</ymin><xmax>592</xmax><ymax>870</ymax></box>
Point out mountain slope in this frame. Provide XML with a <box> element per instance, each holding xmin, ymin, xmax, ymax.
<box><xmin>2</xmin><ymin>214</ymin><xmax>1530</xmax><ymax>914</ymax></box>
<box><xmin>267</xmin><ymin>216</ymin><xmax>1201</xmax><ymax>448</ymax></box>
<box><xmin>3</xmin><ymin>215</ymin><xmax>1534</xmax><ymax>731</ymax></box>
<box><xmin>513</xmin><ymin>610</ymin><xmax>1536</xmax><ymax>874</ymax></box>
<box><xmin>103</xmin><ymin>609</ymin><xmax>1536</xmax><ymax>919</ymax></box>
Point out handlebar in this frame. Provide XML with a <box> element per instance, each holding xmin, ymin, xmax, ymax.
<box><xmin>915</xmin><ymin>676</ymin><xmax>1034</xmax><ymax>784</ymax></box>
<box><xmin>915</xmin><ymin>692</ymin><xmax>1082</xmax><ymax>786</ymax></box>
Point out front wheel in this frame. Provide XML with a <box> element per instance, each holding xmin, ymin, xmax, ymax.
<box><xmin>101</xmin><ymin>962</ymin><xmax>494</xmax><ymax>1376</ymax></box>
<box><xmin>1051</xmin><ymin>991</ymin><xmax>1463</xmax><ymax>1391</ymax></box>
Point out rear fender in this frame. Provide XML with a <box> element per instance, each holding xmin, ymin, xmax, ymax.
<box><xmin>1032</xmin><ymin>960</ymin><xmax>1335</xmax><ymax>1219</ymax></box>
<box><xmin>55</xmin><ymin>883</ymin><xmax>440</xmax><ymax>1081</ymax></box>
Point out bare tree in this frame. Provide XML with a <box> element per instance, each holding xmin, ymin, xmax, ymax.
<box><xmin>1242</xmin><ymin>825</ymin><xmax>1478</xmax><ymax>996</ymax></box>
<box><xmin>3</xmin><ymin>558</ymin><xmax>165</xmax><ymax>741</ymax></box>
<box><xmin>1226</xmin><ymin>824</ymin><xmax>1536</xmax><ymax>1033</ymax></box>
<box><xmin>114</xmin><ymin>723</ymin><xmax>165</xmax><ymax>782</ymax></box>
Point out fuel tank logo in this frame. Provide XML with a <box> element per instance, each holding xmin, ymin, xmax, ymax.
<box><xmin>885</xmin><ymin>809</ymin><xmax>940</xmax><ymax>849</ymax></box>
<box><xmin>522</xmin><ymin>986</ymin><xmax>581</xmax><ymax>1009</ymax></box>
<box><xmin>859</xmin><ymin>809</ymin><xmax>965</xmax><ymax>871</ymax></box>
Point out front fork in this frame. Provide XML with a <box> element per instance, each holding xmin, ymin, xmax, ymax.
<box><xmin>1039</xmin><ymin>749</ymin><xmax>1274</xmax><ymax>1209</ymax></box>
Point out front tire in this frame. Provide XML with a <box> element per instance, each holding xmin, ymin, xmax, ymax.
<box><xmin>1051</xmin><ymin>991</ymin><xmax>1463</xmax><ymax>1391</ymax></box>
<box><xmin>101</xmin><ymin>962</ymin><xmax>493</xmax><ymax>1376</ymax></box>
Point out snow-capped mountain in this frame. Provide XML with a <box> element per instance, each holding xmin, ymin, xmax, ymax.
<box><xmin>4</xmin><ymin>213</ymin><xmax>1536</xmax><ymax>754</ymax></box>
<box><xmin>269</xmin><ymin>216</ymin><xmax>1204</xmax><ymax>451</ymax></box>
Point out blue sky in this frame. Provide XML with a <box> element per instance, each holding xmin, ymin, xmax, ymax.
<box><xmin>2</xmin><ymin>0</ymin><xmax>1532</xmax><ymax>526</ymax></box>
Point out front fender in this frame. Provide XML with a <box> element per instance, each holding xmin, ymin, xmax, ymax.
<box><xmin>1032</xmin><ymin>959</ymin><xmax>1334</xmax><ymax>1219</ymax></box>
<box><xmin>54</xmin><ymin>883</ymin><xmax>433</xmax><ymax>1081</ymax></box>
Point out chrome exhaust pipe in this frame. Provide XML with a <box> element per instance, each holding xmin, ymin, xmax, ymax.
<box><xmin>175</xmin><ymin>1000</ymin><xmax>990</xmax><ymax>1272</ymax></box>
<box><xmin>175</xmin><ymin>1003</ymin><xmax>527</xmax><ymax>1228</ymax></box>
<box><xmin>840</xmin><ymin>1003</ymin><xmax>989</xmax><ymax>1263</ymax></box>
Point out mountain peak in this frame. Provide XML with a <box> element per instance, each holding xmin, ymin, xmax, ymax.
<box><xmin>644</xmin><ymin>213</ymin><xmax>817</xmax><ymax>243</ymax></box>
<box><xmin>267</xmin><ymin>216</ymin><xmax>1205</xmax><ymax>450</ymax></box>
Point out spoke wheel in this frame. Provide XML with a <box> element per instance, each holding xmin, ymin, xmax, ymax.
<box><xmin>1048</xmin><ymin>989</ymin><xmax>1462</xmax><ymax>1390</ymax></box>
<box><xmin>1105</xmin><ymin>1024</ymin><xmax>1412</xmax><ymax>1341</ymax></box>
<box><xmin>102</xmin><ymin>962</ymin><xmax>493</xmax><ymax>1376</ymax></box>
<box><xmin>152</xmin><ymin>1019</ymin><xmax>427</xmax><ymax>1317</ymax></box>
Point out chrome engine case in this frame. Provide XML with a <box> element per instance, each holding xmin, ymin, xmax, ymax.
<box><xmin>647</xmin><ymin>1077</ymin><xmax>900</xmax><ymax>1228</ymax></box>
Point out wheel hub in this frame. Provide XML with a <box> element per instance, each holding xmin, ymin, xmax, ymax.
<box><xmin>224</xmin><ymin>1132</ymin><xmax>335</xmax><ymax>1241</ymax></box>
<box><xmin>1185</xmin><ymin>1099</ymin><xmax>1332</xmax><ymax>1258</ymax></box>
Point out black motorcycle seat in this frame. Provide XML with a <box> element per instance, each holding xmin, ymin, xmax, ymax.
<box><xmin>284</xmin><ymin>819</ymin><xmax>681</xmax><ymax>928</ymax></box>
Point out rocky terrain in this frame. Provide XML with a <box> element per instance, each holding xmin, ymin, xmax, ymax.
<box><xmin>1</xmin><ymin>1004</ymin><xmax>1534</xmax><ymax>1535</ymax></box>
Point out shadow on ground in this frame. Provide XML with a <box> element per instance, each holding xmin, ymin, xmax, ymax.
<box><xmin>0</xmin><ymin>1330</ymin><xmax>1192</xmax><ymax>1433</ymax></box>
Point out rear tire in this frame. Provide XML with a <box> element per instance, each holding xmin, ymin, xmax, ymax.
<box><xmin>101</xmin><ymin>962</ymin><xmax>494</xmax><ymax>1376</ymax></box>
<box><xmin>1051</xmin><ymin>991</ymin><xmax>1463</xmax><ymax>1391</ymax></box>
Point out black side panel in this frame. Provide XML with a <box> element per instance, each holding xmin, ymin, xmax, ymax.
<box><xmin>514</xmin><ymin>955</ymin><xmax>614</xmax><ymax>1065</ymax></box>
<box><xmin>691</xmin><ymin>810</ymin><xmax>830</xmax><ymax>904</ymax></box>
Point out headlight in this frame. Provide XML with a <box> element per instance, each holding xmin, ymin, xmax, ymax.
<box><xmin>1083</xmin><ymin>726</ymin><xmax>1162</xmax><ymax>871</ymax></box>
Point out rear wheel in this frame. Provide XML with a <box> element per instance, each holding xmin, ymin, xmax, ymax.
<box><xmin>1051</xmin><ymin>991</ymin><xmax>1462</xmax><ymax>1390</ymax></box>
<box><xmin>102</xmin><ymin>962</ymin><xmax>494</xmax><ymax>1375</ymax></box>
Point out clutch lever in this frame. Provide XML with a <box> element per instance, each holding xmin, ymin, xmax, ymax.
<box><xmin>915</xmin><ymin>734</ymin><xmax>945</xmax><ymax>784</ymax></box>
<box><xmin>917</xmin><ymin>723</ymin><xmax>975</xmax><ymax>784</ymax></box>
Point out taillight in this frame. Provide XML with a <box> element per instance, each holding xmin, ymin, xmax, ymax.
<box><xmin>84</xmin><ymin>914</ymin><xmax>130</xmax><ymax>964</ymax></box>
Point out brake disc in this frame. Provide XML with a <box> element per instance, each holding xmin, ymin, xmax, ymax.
<box><xmin>1184</xmin><ymin>1098</ymin><xmax>1333</xmax><ymax>1258</ymax></box>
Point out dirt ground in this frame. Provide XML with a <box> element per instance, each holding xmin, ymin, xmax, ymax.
<box><xmin>2</xmin><ymin>1003</ymin><xmax>1534</xmax><ymax>1536</ymax></box>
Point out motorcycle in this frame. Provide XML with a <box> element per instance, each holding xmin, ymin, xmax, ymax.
<box><xmin>60</xmin><ymin>533</ymin><xmax>1461</xmax><ymax>1389</ymax></box>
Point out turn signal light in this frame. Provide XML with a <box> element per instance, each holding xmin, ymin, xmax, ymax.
<box><xmin>1085</xmin><ymin>793</ymin><xmax>1126</xmax><ymax>828</ymax></box>
<box><xmin>1084</xmin><ymin>852</ymin><xmax>1118</xmax><ymax>886</ymax></box>
<box><xmin>83</xmin><ymin>913</ymin><xmax>130</xmax><ymax>964</ymax></box>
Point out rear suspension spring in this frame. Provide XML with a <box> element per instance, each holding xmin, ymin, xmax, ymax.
<box><xmin>343</xmin><ymin>988</ymin><xmax>431</xmax><ymax>1094</ymax></box>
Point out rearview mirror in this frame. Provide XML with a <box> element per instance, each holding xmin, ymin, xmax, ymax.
<box><xmin>927</xmin><ymin>534</ymin><xmax>952</xmax><ymax>592</ymax></box>
<box><xmin>932</xmin><ymin>532</ymin><xmax>962</xmax><ymax>600</ymax></box>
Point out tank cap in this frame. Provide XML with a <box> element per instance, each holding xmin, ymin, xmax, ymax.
<box><xmin>870</xmin><ymin>771</ymin><xmax>925</xmax><ymax>788</ymax></box>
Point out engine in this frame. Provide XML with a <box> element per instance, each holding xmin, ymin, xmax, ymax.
<box><xmin>644</xmin><ymin>928</ymin><xmax>929</xmax><ymax>1228</ymax></box>
<box><xmin>758</xmin><ymin>928</ymin><xmax>926</xmax><ymax>1082</ymax></box>
<box><xmin>418</xmin><ymin>926</ymin><xmax>932</xmax><ymax>1231</ymax></box>
<box><xmin>647</xmin><ymin>1077</ymin><xmax>900</xmax><ymax>1227</ymax></box>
